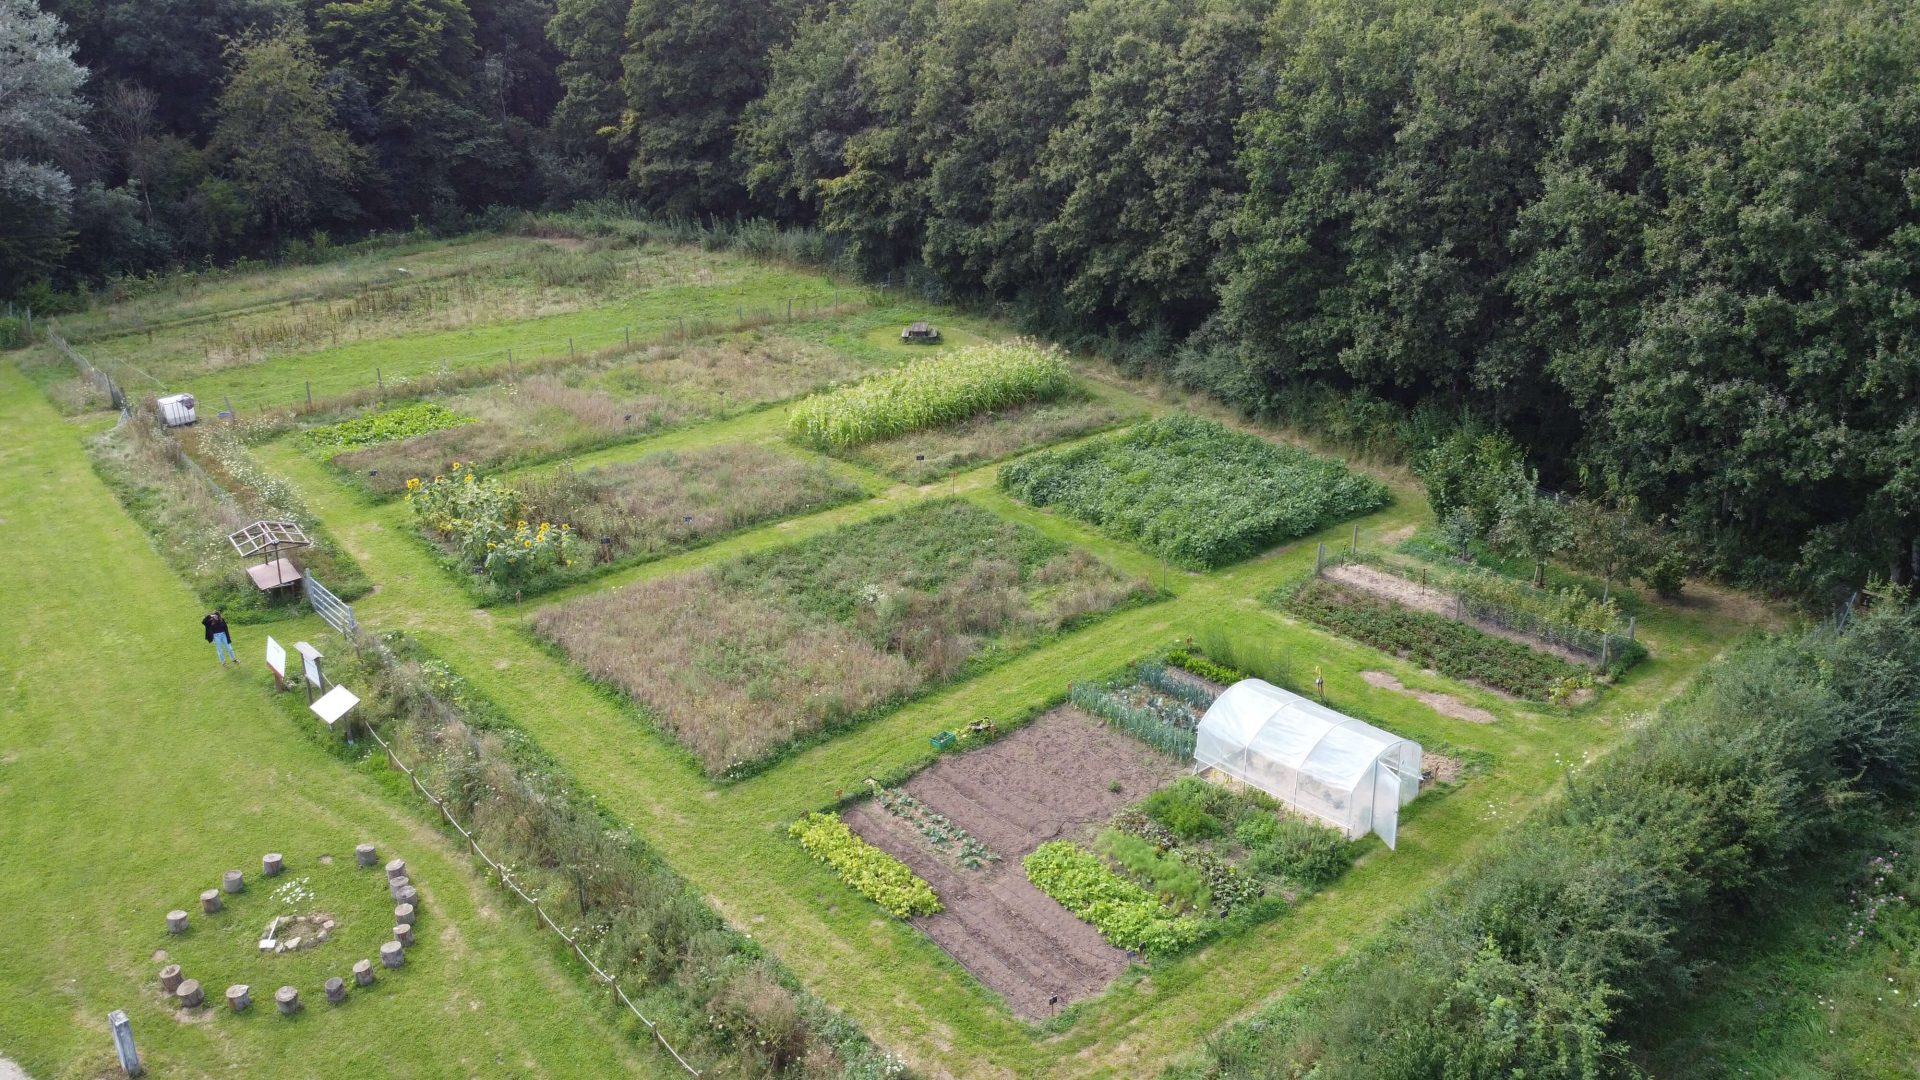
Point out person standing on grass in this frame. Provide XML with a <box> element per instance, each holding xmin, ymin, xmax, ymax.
<box><xmin>202</xmin><ymin>610</ymin><xmax>237</xmax><ymax>666</ymax></box>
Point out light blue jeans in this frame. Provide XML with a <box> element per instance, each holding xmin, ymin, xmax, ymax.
<box><xmin>213</xmin><ymin>631</ymin><xmax>235</xmax><ymax>664</ymax></box>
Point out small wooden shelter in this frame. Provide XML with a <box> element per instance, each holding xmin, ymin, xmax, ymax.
<box><xmin>228</xmin><ymin>520</ymin><xmax>312</xmax><ymax>592</ymax></box>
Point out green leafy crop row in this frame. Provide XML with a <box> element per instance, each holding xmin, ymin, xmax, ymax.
<box><xmin>1276</xmin><ymin>577</ymin><xmax>1586</xmax><ymax>701</ymax></box>
<box><xmin>301</xmin><ymin>400</ymin><xmax>473</xmax><ymax>457</ymax></box>
<box><xmin>787</xmin><ymin>340</ymin><xmax>1072</xmax><ymax>449</ymax></box>
<box><xmin>999</xmin><ymin>416</ymin><xmax>1389</xmax><ymax>568</ymax></box>
<box><xmin>1023</xmin><ymin>841</ymin><xmax>1205</xmax><ymax>956</ymax></box>
<box><xmin>789</xmin><ymin>811</ymin><xmax>942</xmax><ymax>919</ymax></box>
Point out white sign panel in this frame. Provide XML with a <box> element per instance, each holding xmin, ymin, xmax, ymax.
<box><xmin>310</xmin><ymin>684</ymin><xmax>360</xmax><ymax>728</ymax></box>
<box><xmin>294</xmin><ymin>641</ymin><xmax>323</xmax><ymax>688</ymax></box>
<box><xmin>265</xmin><ymin>636</ymin><xmax>287</xmax><ymax>678</ymax></box>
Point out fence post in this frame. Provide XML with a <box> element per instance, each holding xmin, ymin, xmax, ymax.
<box><xmin>568</xmin><ymin>336</ymin><xmax>574</xmax><ymax>358</ymax></box>
<box><xmin>1315</xmin><ymin>542</ymin><xmax>1325</xmax><ymax>576</ymax></box>
<box><xmin>507</xmin><ymin>348</ymin><xmax>513</xmax><ymax>377</ymax></box>
<box><xmin>376</xmin><ymin>367</ymin><xmax>383</xmax><ymax>394</ymax></box>
<box><xmin>786</xmin><ymin>298</ymin><xmax>792</xmax><ymax>322</ymax></box>
<box><xmin>1626</xmin><ymin>615</ymin><xmax>1636</xmax><ymax>642</ymax></box>
<box><xmin>624</xmin><ymin>326</ymin><xmax>630</xmax><ymax>347</ymax></box>
<box><xmin>678</xmin><ymin>316</ymin><xmax>685</xmax><ymax>340</ymax></box>
<box><xmin>306</xmin><ymin>381</ymin><xmax>313</xmax><ymax>407</ymax></box>
<box><xmin>223</xmin><ymin>394</ymin><xmax>233</xmax><ymax>418</ymax></box>
<box><xmin>1350</xmin><ymin>524</ymin><xmax>1359</xmax><ymax>554</ymax></box>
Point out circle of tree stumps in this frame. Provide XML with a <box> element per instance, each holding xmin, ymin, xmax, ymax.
<box><xmin>153</xmin><ymin>844</ymin><xmax>423</xmax><ymax>1018</ymax></box>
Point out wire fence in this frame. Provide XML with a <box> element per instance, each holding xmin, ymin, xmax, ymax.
<box><xmin>73</xmin><ymin>289</ymin><xmax>882</xmax><ymax>419</ymax></box>
<box><xmin>344</xmin><ymin>628</ymin><xmax>703</xmax><ymax>1076</ymax></box>
<box><xmin>45</xmin><ymin>328</ymin><xmax>128</xmax><ymax>411</ymax></box>
<box><xmin>1315</xmin><ymin>545</ymin><xmax>1638</xmax><ymax>670</ymax></box>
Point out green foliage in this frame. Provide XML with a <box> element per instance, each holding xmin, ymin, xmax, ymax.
<box><xmin>789</xmin><ymin>811</ymin><xmax>941</xmax><ymax>918</ymax></box>
<box><xmin>404</xmin><ymin>463</ymin><xmax>582</xmax><ymax>588</ymax></box>
<box><xmin>1277</xmin><ymin>577</ymin><xmax>1588</xmax><ymax>701</ymax></box>
<box><xmin>301</xmin><ymin>401</ymin><xmax>472</xmax><ymax>457</ymax></box>
<box><xmin>1142</xmin><ymin>778</ymin><xmax>1227</xmax><ymax>841</ymax></box>
<box><xmin>787</xmin><ymin>340</ymin><xmax>1073</xmax><ymax>450</ymax></box>
<box><xmin>1095</xmin><ymin>829</ymin><xmax>1211</xmax><ymax>913</ymax></box>
<box><xmin>1000</xmin><ymin>415</ymin><xmax>1389</xmax><ymax>569</ymax></box>
<box><xmin>211</xmin><ymin>28</ymin><xmax>365</xmax><ymax>239</ymax></box>
<box><xmin>874</xmin><ymin>786</ymin><xmax>998</xmax><ymax>870</ymax></box>
<box><xmin>1239</xmin><ymin>815</ymin><xmax>1351</xmax><ymax>889</ymax></box>
<box><xmin>1183</xmin><ymin>599</ymin><xmax>1920</xmax><ymax>1080</ymax></box>
<box><xmin>1165</xmin><ymin>649</ymin><xmax>1241</xmax><ymax>687</ymax></box>
<box><xmin>1067</xmin><ymin>664</ymin><xmax>1198</xmax><ymax>757</ymax></box>
<box><xmin>1023</xmin><ymin>841</ymin><xmax>1205</xmax><ymax>956</ymax></box>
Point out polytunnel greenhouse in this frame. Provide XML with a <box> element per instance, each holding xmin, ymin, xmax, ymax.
<box><xmin>1193</xmin><ymin>679</ymin><xmax>1423</xmax><ymax>848</ymax></box>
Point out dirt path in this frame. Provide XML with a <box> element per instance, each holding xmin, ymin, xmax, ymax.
<box><xmin>842</xmin><ymin>803</ymin><xmax>1126</xmax><ymax>1018</ymax></box>
<box><xmin>1360</xmin><ymin>670</ymin><xmax>1497</xmax><ymax>724</ymax></box>
<box><xmin>1325</xmin><ymin>563</ymin><xmax>1593</xmax><ymax>667</ymax></box>
<box><xmin>842</xmin><ymin>708</ymin><xmax>1183</xmax><ymax>1017</ymax></box>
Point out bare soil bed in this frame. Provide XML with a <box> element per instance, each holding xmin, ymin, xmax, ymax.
<box><xmin>843</xmin><ymin>707</ymin><xmax>1183</xmax><ymax>1016</ymax></box>
<box><xmin>1359</xmin><ymin>670</ymin><xmax>1497</xmax><ymax>724</ymax></box>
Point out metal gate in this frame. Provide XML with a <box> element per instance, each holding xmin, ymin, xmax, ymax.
<box><xmin>304</xmin><ymin>573</ymin><xmax>357</xmax><ymax>636</ymax></box>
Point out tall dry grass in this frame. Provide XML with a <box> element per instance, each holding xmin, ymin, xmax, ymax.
<box><xmin>331</xmin><ymin>334</ymin><xmax>873</xmax><ymax>494</ymax></box>
<box><xmin>536</xmin><ymin>500</ymin><xmax>1152</xmax><ymax>774</ymax></box>
<box><xmin>534</xmin><ymin>574</ymin><xmax>918</xmax><ymax>774</ymax></box>
<box><xmin>522</xmin><ymin>445</ymin><xmax>863</xmax><ymax>561</ymax></box>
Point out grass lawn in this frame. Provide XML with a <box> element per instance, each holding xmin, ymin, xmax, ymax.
<box><xmin>26</xmin><ymin>234</ymin><xmax>1778</xmax><ymax>1078</ymax></box>
<box><xmin>255</xmin><ymin>368</ymin><xmax>1762</xmax><ymax>1078</ymax></box>
<box><xmin>0</xmin><ymin>364</ymin><xmax>663</xmax><ymax>1077</ymax></box>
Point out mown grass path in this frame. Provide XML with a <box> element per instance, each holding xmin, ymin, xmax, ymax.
<box><xmin>0</xmin><ymin>364</ymin><xmax>664</xmax><ymax>1079</ymax></box>
<box><xmin>255</xmin><ymin>369</ymin><xmax>1759</xmax><ymax>1078</ymax></box>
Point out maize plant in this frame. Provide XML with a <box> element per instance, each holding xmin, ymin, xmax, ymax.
<box><xmin>787</xmin><ymin>339</ymin><xmax>1072</xmax><ymax>449</ymax></box>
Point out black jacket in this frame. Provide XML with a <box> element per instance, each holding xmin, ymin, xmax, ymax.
<box><xmin>203</xmin><ymin>614</ymin><xmax>233</xmax><ymax>643</ymax></box>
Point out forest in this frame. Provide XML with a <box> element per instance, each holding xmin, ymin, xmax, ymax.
<box><xmin>2</xmin><ymin>0</ymin><xmax>1916</xmax><ymax>599</ymax></box>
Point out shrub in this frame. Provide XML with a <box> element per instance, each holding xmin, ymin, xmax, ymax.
<box><xmin>300</xmin><ymin>401</ymin><xmax>472</xmax><ymax>457</ymax></box>
<box><xmin>1023</xmin><ymin>841</ymin><xmax>1206</xmax><ymax>956</ymax></box>
<box><xmin>789</xmin><ymin>812</ymin><xmax>941</xmax><ymax>918</ymax></box>
<box><xmin>999</xmin><ymin>415</ymin><xmax>1389</xmax><ymax>568</ymax></box>
<box><xmin>1241</xmin><ymin>816</ymin><xmax>1353</xmax><ymax>888</ymax></box>
<box><xmin>788</xmin><ymin>339</ymin><xmax>1073</xmax><ymax>449</ymax></box>
<box><xmin>1142</xmin><ymin>782</ymin><xmax>1226</xmax><ymax>841</ymax></box>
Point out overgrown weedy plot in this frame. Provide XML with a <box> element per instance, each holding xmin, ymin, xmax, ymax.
<box><xmin>1000</xmin><ymin>415</ymin><xmax>1389</xmax><ymax>568</ymax></box>
<box><xmin>532</xmin><ymin>499</ymin><xmax>1154</xmax><ymax>775</ymax></box>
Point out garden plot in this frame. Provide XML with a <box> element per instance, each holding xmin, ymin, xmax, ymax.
<box><xmin>533</xmin><ymin>500</ymin><xmax>1152</xmax><ymax>776</ymax></box>
<box><xmin>329</xmin><ymin>335</ymin><xmax>877</xmax><ymax>494</ymax></box>
<box><xmin>840</xmin><ymin>707</ymin><xmax>1183</xmax><ymax>1017</ymax></box>
<box><xmin>999</xmin><ymin>415</ymin><xmax>1390</xmax><ymax>569</ymax></box>
<box><xmin>840</xmin><ymin>395</ymin><xmax>1137</xmax><ymax>484</ymax></box>
<box><xmin>407</xmin><ymin>445</ymin><xmax>864</xmax><ymax>599</ymax></box>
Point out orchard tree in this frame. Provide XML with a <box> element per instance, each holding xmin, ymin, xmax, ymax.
<box><xmin>211</xmin><ymin>28</ymin><xmax>362</xmax><ymax>241</ymax></box>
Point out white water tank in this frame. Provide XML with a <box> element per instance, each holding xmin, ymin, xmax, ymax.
<box><xmin>157</xmin><ymin>393</ymin><xmax>197</xmax><ymax>426</ymax></box>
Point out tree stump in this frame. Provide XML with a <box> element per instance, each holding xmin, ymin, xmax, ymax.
<box><xmin>355</xmin><ymin>843</ymin><xmax>378</xmax><ymax>868</ymax></box>
<box><xmin>200</xmin><ymin>888</ymin><xmax>222</xmax><ymax>915</ymax></box>
<box><xmin>222</xmin><ymin>869</ymin><xmax>245</xmax><ymax>894</ymax></box>
<box><xmin>387</xmin><ymin>875</ymin><xmax>410</xmax><ymax>901</ymax></box>
<box><xmin>275</xmin><ymin>986</ymin><xmax>300</xmax><ymax>1015</ymax></box>
<box><xmin>263</xmin><ymin>853</ymin><xmax>284</xmax><ymax>877</ymax></box>
<box><xmin>175</xmin><ymin>979</ymin><xmax>203</xmax><ymax>1008</ymax></box>
<box><xmin>158</xmin><ymin>964</ymin><xmax>183</xmax><ymax>993</ymax></box>
<box><xmin>393</xmin><ymin>923</ymin><xmax>414</xmax><ymax>947</ymax></box>
<box><xmin>395</xmin><ymin>885</ymin><xmax>418</xmax><ymax>909</ymax></box>
<box><xmin>226</xmin><ymin>984</ymin><xmax>251</xmax><ymax>1012</ymax></box>
<box><xmin>166</xmin><ymin>910</ymin><xmax>188</xmax><ymax>934</ymax></box>
<box><xmin>324</xmin><ymin>977</ymin><xmax>346</xmax><ymax>1005</ymax></box>
<box><xmin>384</xmin><ymin>858</ymin><xmax>407</xmax><ymax>881</ymax></box>
<box><xmin>352</xmin><ymin>959</ymin><xmax>374</xmax><ymax>986</ymax></box>
<box><xmin>394</xmin><ymin>903</ymin><xmax>416</xmax><ymax>926</ymax></box>
<box><xmin>379</xmin><ymin>941</ymin><xmax>404</xmax><ymax>969</ymax></box>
